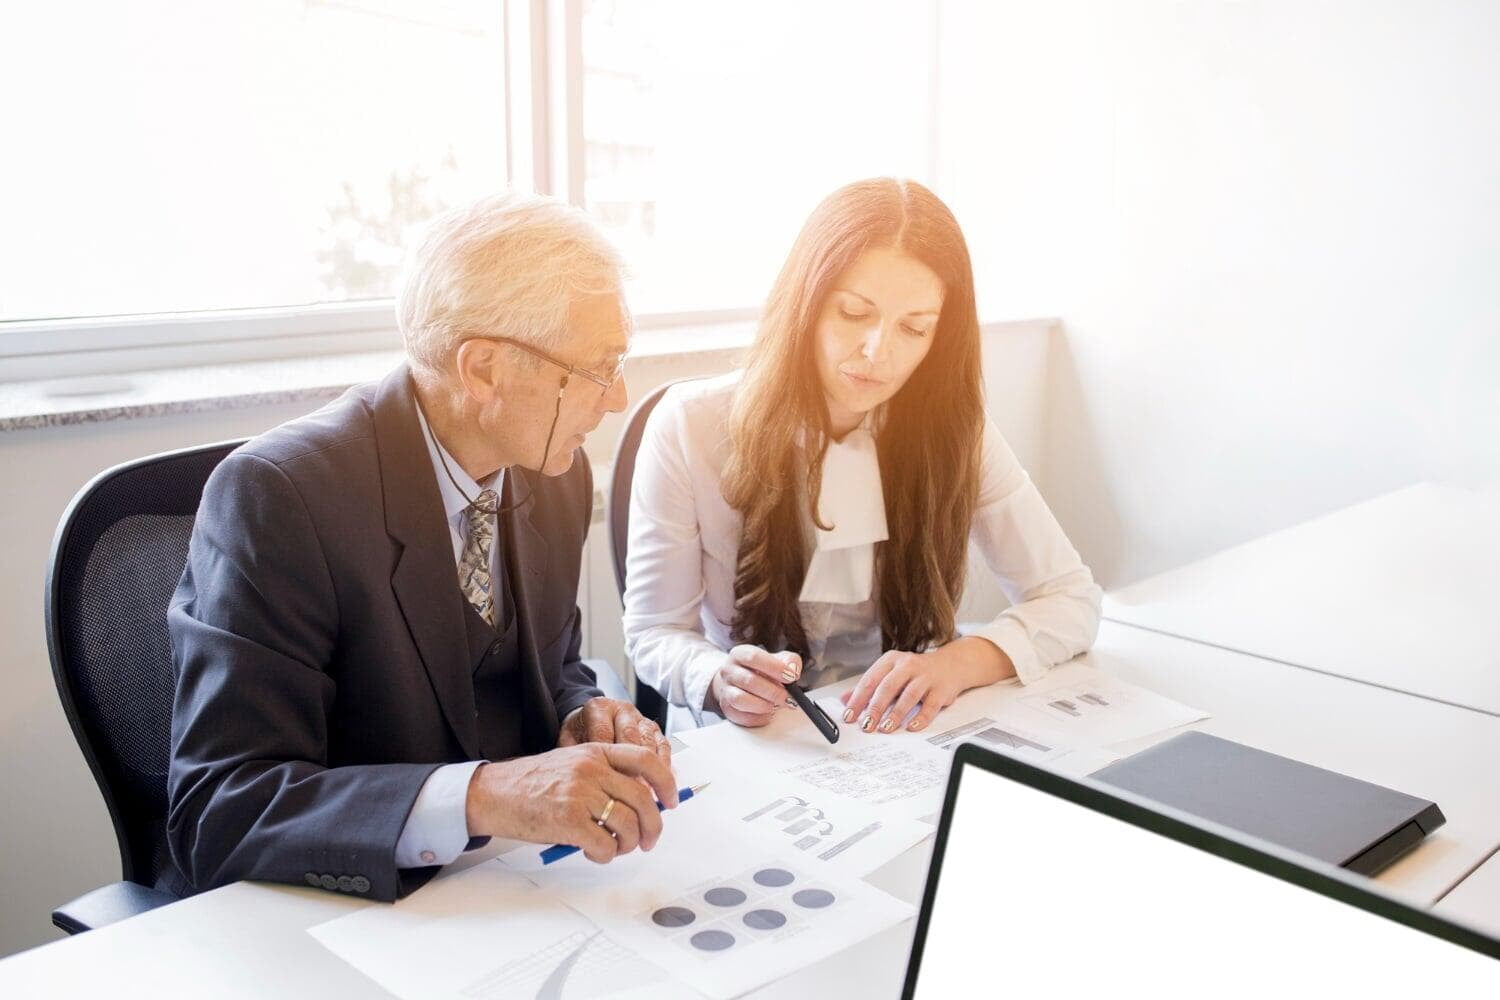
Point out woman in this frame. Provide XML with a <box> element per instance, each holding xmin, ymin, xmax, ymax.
<box><xmin>623</xmin><ymin>178</ymin><xmax>1101</xmax><ymax>735</ymax></box>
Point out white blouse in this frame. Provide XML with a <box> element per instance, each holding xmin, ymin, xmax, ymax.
<box><xmin>622</xmin><ymin>372</ymin><xmax>1102</xmax><ymax>732</ymax></box>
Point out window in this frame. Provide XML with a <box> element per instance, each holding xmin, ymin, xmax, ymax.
<box><xmin>580</xmin><ymin>0</ymin><xmax>936</xmax><ymax>315</ymax></box>
<box><xmin>0</xmin><ymin>1</ymin><xmax>507</xmax><ymax>323</ymax></box>
<box><xmin>0</xmin><ymin>0</ymin><xmax>936</xmax><ymax>364</ymax></box>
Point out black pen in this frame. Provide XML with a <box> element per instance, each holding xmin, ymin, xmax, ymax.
<box><xmin>785</xmin><ymin>681</ymin><xmax>840</xmax><ymax>744</ymax></box>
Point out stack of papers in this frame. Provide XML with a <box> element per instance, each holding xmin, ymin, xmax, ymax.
<box><xmin>678</xmin><ymin>659</ymin><xmax>1209</xmax><ymax>825</ymax></box>
<box><xmin>309</xmin><ymin>660</ymin><xmax>1208</xmax><ymax>998</ymax></box>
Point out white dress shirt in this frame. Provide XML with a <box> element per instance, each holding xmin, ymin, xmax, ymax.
<box><xmin>392</xmin><ymin>408</ymin><xmax>503</xmax><ymax>870</ymax></box>
<box><xmin>622</xmin><ymin>371</ymin><xmax>1103</xmax><ymax>733</ymax></box>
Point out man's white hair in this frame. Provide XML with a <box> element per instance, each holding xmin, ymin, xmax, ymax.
<box><xmin>397</xmin><ymin>191</ymin><xmax>624</xmax><ymax>377</ymax></box>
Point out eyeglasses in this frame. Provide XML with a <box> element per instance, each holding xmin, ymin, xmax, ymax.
<box><xmin>454</xmin><ymin>333</ymin><xmax>626</xmax><ymax>474</ymax></box>
<box><xmin>474</xmin><ymin>335</ymin><xmax>626</xmax><ymax>394</ymax></box>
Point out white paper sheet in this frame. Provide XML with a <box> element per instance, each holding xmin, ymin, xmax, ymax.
<box><xmin>309</xmin><ymin>861</ymin><xmax>683</xmax><ymax>1000</ymax></box>
<box><xmin>992</xmin><ymin>661</ymin><xmax>1210</xmax><ymax>749</ymax></box>
<box><xmin>677</xmin><ymin>701</ymin><xmax>956</xmax><ymax>822</ymax></box>
<box><xmin>498</xmin><ymin>802</ymin><xmax>914</xmax><ymax>1000</ymax></box>
<box><xmin>675</xmin><ymin>748</ymin><xmax>932</xmax><ymax>877</ymax></box>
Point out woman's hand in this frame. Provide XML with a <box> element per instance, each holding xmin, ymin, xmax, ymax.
<box><xmin>706</xmin><ymin>644</ymin><xmax>801</xmax><ymax>728</ymax></box>
<box><xmin>840</xmin><ymin>637</ymin><xmax>1014</xmax><ymax>734</ymax></box>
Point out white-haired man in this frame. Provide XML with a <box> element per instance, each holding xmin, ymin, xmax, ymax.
<box><xmin>164</xmin><ymin>193</ymin><xmax>676</xmax><ymax>901</ymax></box>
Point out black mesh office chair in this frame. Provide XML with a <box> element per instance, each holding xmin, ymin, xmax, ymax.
<box><xmin>607</xmin><ymin>379</ymin><xmax>707</xmax><ymax>729</ymax></box>
<box><xmin>45</xmin><ymin>440</ymin><xmax>244</xmax><ymax>933</ymax></box>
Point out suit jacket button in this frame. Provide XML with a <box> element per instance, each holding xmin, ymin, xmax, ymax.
<box><xmin>304</xmin><ymin>873</ymin><xmax>320</xmax><ymax>888</ymax></box>
<box><xmin>319</xmin><ymin>874</ymin><xmax>338</xmax><ymax>891</ymax></box>
<box><xmin>336</xmin><ymin>875</ymin><xmax>355</xmax><ymax>893</ymax></box>
<box><xmin>351</xmin><ymin>876</ymin><xmax>371</xmax><ymax>894</ymax></box>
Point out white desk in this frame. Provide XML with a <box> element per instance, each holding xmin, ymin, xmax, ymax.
<box><xmin>4</xmin><ymin>622</ymin><xmax>1498</xmax><ymax>996</ymax></box>
<box><xmin>1104</xmin><ymin>483</ymin><xmax>1500</xmax><ymax>716</ymax></box>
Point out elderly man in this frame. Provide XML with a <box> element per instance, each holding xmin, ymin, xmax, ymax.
<box><xmin>163</xmin><ymin>193</ymin><xmax>675</xmax><ymax>902</ymax></box>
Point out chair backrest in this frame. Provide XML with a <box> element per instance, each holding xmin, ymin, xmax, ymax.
<box><xmin>607</xmin><ymin>379</ymin><xmax>705</xmax><ymax>728</ymax></box>
<box><xmin>45</xmin><ymin>440</ymin><xmax>244</xmax><ymax>886</ymax></box>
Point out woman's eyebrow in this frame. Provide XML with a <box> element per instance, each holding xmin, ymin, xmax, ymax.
<box><xmin>833</xmin><ymin>288</ymin><xmax>876</xmax><ymax>308</ymax></box>
<box><xmin>835</xmin><ymin>288</ymin><xmax>940</xmax><ymax>317</ymax></box>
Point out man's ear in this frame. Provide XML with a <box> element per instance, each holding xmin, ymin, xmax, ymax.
<box><xmin>454</xmin><ymin>339</ymin><xmax>503</xmax><ymax>405</ymax></box>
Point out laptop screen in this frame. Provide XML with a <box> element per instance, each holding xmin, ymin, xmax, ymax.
<box><xmin>906</xmin><ymin>755</ymin><xmax>1497</xmax><ymax>996</ymax></box>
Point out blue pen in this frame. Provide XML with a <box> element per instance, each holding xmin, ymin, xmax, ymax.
<box><xmin>539</xmin><ymin>782</ymin><xmax>709</xmax><ymax>865</ymax></box>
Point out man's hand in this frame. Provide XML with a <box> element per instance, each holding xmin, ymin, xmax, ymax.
<box><xmin>465</xmin><ymin>743</ymin><xmax>679</xmax><ymax>863</ymax></box>
<box><xmin>560</xmin><ymin>696</ymin><xmax>672</xmax><ymax>765</ymax></box>
<box><xmin>706</xmin><ymin>645</ymin><xmax>800</xmax><ymax>728</ymax></box>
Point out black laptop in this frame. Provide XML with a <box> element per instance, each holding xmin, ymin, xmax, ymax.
<box><xmin>901</xmin><ymin>743</ymin><xmax>1498</xmax><ymax>997</ymax></box>
<box><xmin>1091</xmin><ymin>730</ymin><xmax>1446</xmax><ymax>875</ymax></box>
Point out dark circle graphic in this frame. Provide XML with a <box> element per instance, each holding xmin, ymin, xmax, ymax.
<box><xmin>690</xmin><ymin>929</ymin><xmax>736</xmax><ymax>952</ymax></box>
<box><xmin>743</xmin><ymin>908</ymin><xmax>787</xmax><ymax>930</ymax></box>
<box><xmin>704</xmin><ymin>886</ymin><xmax>747</xmax><ymax>907</ymax></box>
<box><xmin>651</xmin><ymin>906</ymin><xmax>696</xmax><ymax>928</ymax></box>
<box><xmin>753</xmin><ymin>867</ymin><xmax>795</xmax><ymax>887</ymax></box>
<box><xmin>792</xmin><ymin>888</ymin><xmax>836</xmax><ymax>909</ymax></box>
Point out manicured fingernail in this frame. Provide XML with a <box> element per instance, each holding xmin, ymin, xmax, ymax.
<box><xmin>781</xmin><ymin>667</ymin><xmax>798</xmax><ymax>682</ymax></box>
<box><xmin>860</xmin><ymin>715</ymin><xmax>874</xmax><ymax>732</ymax></box>
<box><xmin>879</xmin><ymin>718</ymin><xmax>895</xmax><ymax>733</ymax></box>
<box><xmin>908</xmin><ymin>719</ymin><xmax>925</xmax><ymax>731</ymax></box>
<box><xmin>843</xmin><ymin>709</ymin><xmax>856</xmax><ymax>723</ymax></box>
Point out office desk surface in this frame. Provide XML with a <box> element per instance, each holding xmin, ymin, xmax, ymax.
<box><xmin>1437</xmin><ymin>850</ymin><xmax>1500</xmax><ymax>939</ymax></box>
<box><xmin>4</xmin><ymin>622</ymin><xmax>1498</xmax><ymax>997</ymax></box>
<box><xmin>1104</xmin><ymin>483</ymin><xmax>1500</xmax><ymax>716</ymax></box>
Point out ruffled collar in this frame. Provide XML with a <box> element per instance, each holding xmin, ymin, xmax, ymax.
<box><xmin>798</xmin><ymin>416</ymin><xmax>889</xmax><ymax>604</ymax></box>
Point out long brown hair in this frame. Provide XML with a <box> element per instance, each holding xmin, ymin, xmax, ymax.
<box><xmin>723</xmin><ymin>178</ymin><xmax>985</xmax><ymax>659</ymax></box>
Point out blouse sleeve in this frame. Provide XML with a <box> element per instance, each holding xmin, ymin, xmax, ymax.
<box><xmin>620</xmin><ymin>390</ymin><xmax>734</xmax><ymax>723</ymax></box>
<box><xmin>963</xmin><ymin>419</ymin><xmax>1102</xmax><ymax>684</ymax></box>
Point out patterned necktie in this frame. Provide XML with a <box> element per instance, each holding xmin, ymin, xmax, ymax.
<box><xmin>458</xmin><ymin>489</ymin><xmax>499</xmax><ymax>627</ymax></box>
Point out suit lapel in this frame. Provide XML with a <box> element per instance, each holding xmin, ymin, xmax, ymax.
<box><xmin>372</xmin><ymin>366</ymin><xmax>481</xmax><ymax>760</ymax></box>
<box><xmin>502</xmin><ymin>466</ymin><xmax>561</xmax><ymax>749</ymax></box>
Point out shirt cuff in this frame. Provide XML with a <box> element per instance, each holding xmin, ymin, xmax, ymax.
<box><xmin>683</xmin><ymin>649</ymin><xmax>731</xmax><ymax>727</ymax></box>
<box><xmin>968</xmin><ymin>617</ymin><xmax>1047</xmax><ymax>686</ymax></box>
<box><xmin>394</xmin><ymin>760</ymin><xmax>486</xmax><ymax>870</ymax></box>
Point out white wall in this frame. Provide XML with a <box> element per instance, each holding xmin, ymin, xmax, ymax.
<box><xmin>937</xmin><ymin>0</ymin><xmax>1500</xmax><ymax>585</ymax></box>
<box><xmin>0</xmin><ymin>322</ymin><xmax>1048</xmax><ymax>957</ymax></box>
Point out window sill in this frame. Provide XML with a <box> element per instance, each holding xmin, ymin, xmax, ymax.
<box><xmin>0</xmin><ymin>320</ymin><xmax>761</xmax><ymax>432</ymax></box>
<box><xmin>0</xmin><ymin>316</ymin><xmax>1057</xmax><ymax>433</ymax></box>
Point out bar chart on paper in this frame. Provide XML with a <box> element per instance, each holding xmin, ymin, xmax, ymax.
<box><xmin>924</xmin><ymin>716</ymin><xmax>1059</xmax><ymax>760</ymax></box>
<box><xmin>741</xmin><ymin>793</ymin><xmax>887</xmax><ymax>863</ymax></box>
<box><xmin>1006</xmin><ymin>671</ymin><xmax>1209</xmax><ymax>749</ymax></box>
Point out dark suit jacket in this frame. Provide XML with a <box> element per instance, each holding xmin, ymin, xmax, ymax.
<box><xmin>163</xmin><ymin>364</ymin><xmax>602</xmax><ymax>901</ymax></box>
